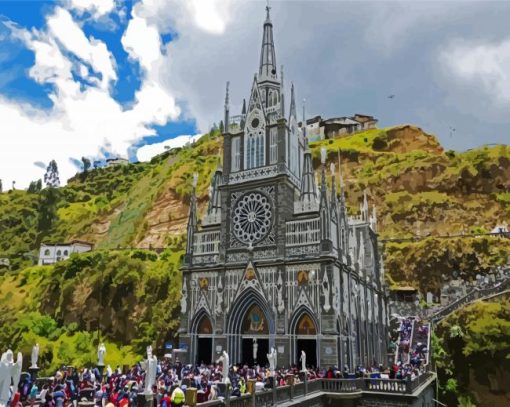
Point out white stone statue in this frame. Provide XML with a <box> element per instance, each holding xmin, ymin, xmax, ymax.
<box><xmin>143</xmin><ymin>346</ymin><xmax>157</xmax><ymax>395</ymax></box>
<box><xmin>322</xmin><ymin>271</ymin><xmax>331</xmax><ymax>312</ymax></box>
<box><xmin>0</xmin><ymin>352</ymin><xmax>10</xmax><ymax>407</ymax></box>
<box><xmin>180</xmin><ymin>281</ymin><xmax>187</xmax><ymax>314</ymax></box>
<box><xmin>216</xmin><ymin>350</ymin><xmax>230</xmax><ymax>383</ymax></box>
<box><xmin>215</xmin><ymin>278</ymin><xmax>223</xmax><ymax>316</ymax></box>
<box><xmin>31</xmin><ymin>343</ymin><xmax>39</xmax><ymax>369</ymax></box>
<box><xmin>267</xmin><ymin>347</ymin><xmax>277</xmax><ymax>375</ymax></box>
<box><xmin>11</xmin><ymin>351</ymin><xmax>22</xmax><ymax>394</ymax></box>
<box><xmin>277</xmin><ymin>272</ymin><xmax>285</xmax><ymax>314</ymax></box>
<box><xmin>97</xmin><ymin>343</ymin><xmax>106</xmax><ymax>366</ymax></box>
<box><xmin>300</xmin><ymin>350</ymin><xmax>306</xmax><ymax>373</ymax></box>
<box><xmin>106</xmin><ymin>365</ymin><xmax>113</xmax><ymax>377</ymax></box>
<box><xmin>252</xmin><ymin>338</ymin><xmax>258</xmax><ymax>363</ymax></box>
<box><xmin>0</xmin><ymin>350</ymin><xmax>22</xmax><ymax>407</ymax></box>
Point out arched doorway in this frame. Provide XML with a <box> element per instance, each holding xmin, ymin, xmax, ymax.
<box><xmin>293</xmin><ymin>312</ymin><xmax>318</xmax><ymax>368</ymax></box>
<box><xmin>196</xmin><ymin>315</ymin><xmax>213</xmax><ymax>365</ymax></box>
<box><xmin>225</xmin><ymin>288</ymin><xmax>275</xmax><ymax>366</ymax></box>
<box><xmin>241</xmin><ymin>304</ymin><xmax>269</xmax><ymax>366</ymax></box>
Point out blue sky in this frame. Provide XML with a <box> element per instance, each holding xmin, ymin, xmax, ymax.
<box><xmin>1</xmin><ymin>0</ymin><xmax>509</xmax><ymax>188</ymax></box>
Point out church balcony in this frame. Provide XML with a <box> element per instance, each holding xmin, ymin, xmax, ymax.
<box><xmin>192</xmin><ymin>231</ymin><xmax>221</xmax><ymax>255</ymax></box>
<box><xmin>228</xmin><ymin>163</ymin><xmax>301</xmax><ymax>187</ymax></box>
<box><xmin>228</xmin><ymin>114</ymin><xmax>246</xmax><ymax>132</ymax></box>
<box><xmin>202</xmin><ymin>212</ymin><xmax>221</xmax><ymax>226</ymax></box>
<box><xmin>294</xmin><ymin>199</ymin><xmax>320</xmax><ymax>214</ymax></box>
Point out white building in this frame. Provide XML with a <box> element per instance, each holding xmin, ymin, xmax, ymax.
<box><xmin>106</xmin><ymin>157</ymin><xmax>129</xmax><ymax>167</ymax></box>
<box><xmin>38</xmin><ymin>241</ymin><xmax>93</xmax><ymax>265</ymax></box>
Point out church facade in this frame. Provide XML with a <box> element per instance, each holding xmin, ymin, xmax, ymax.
<box><xmin>178</xmin><ymin>5</ymin><xmax>388</xmax><ymax>370</ymax></box>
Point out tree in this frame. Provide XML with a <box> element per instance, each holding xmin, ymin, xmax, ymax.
<box><xmin>27</xmin><ymin>179</ymin><xmax>42</xmax><ymax>193</ymax></box>
<box><xmin>44</xmin><ymin>160</ymin><xmax>60</xmax><ymax>188</ymax></box>
<box><xmin>219</xmin><ymin>120</ymin><xmax>224</xmax><ymax>133</ymax></box>
<box><xmin>37</xmin><ymin>187</ymin><xmax>59</xmax><ymax>240</ymax></box>
<box><xmin>81</xmin><ymin>157</ymin><xmax>91</xmax><ymax>173</ymax></box>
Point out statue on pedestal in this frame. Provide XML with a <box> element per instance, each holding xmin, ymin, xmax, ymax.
<box><xmin>300</xmin><ymin>350</ymin><xmax>306</xmax><ymax>373</ymax></box>
<box><xmin>143</xmin><ymin>346</ymin><xmax>157</xmax><ymax>395</ymax></box>
<box><xmin>252</xmin><ymin>338</ymin><xmax>258</xmax><ymax>364</ymax></box>
<box><xmin>31</xmin><ymin>344</ymin><xmax>39</xmax><ymax>369</ymax></box>
<box><xmin>97</xmin><ymin>343</ymin><xmax>106</xmax><ymax>366</ymax></box>
<box><xmin>267</xmin><ymin>347</ymin><xmax>277</xmax><ymax>376</ymax></box>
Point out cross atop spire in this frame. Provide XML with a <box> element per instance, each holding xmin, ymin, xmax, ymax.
<box><xmin>259</xmin><ymin>1</ymin><xmax>277</xmax><ymax>81</ymax></box>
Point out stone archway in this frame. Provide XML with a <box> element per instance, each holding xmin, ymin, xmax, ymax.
<box><xmin>225</xmin><ymin>288</ymin><xmax>275</xmax><ymax>365</ymax></box>
<box><xmin>191</xmin><ymin>310</ymin><xmax>213</xmax><ymax>365</ymax></box>
<box><xmin>290</xmin><ymin>307</ymin><xmax>319</xmax><ymax>368</ymax></box>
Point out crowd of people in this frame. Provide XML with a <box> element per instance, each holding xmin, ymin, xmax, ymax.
<box><xmin>389</xmin><ymin>317</ymin><xmax>429</xmax><ymax>381</ymax></box>
<box><xmin>8</xmin><ymin>355</ymin><xmax>429</xmax><ymax>407</ymax></box>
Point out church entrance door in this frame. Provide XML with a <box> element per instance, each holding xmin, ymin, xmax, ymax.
<box><xmin>195</xmin><ymin>314</ymin><xmax>213</xmax><ymax>365</ymax></box>
<box><xmin>294</xmin><ymin>312</ymin><xmax>318</xmax><ymax>368</ymax></box>
<box><xmin>296</xmin><ymin>338</ymin><xmax>317</xmax><ymax>368</ymax></box>
<box><xmin>240</xmin><ymin>303</ymin><xmax>270</xmax><ymax>367</ymax></box>
<box><xmin>197</xmin><ymin>337</ymin><xmax>212</xmax><ymax>365</ymax></box>
<box><xmin>242</xmin><ymin>337</ymin><xmax>269</xmax><ymax>366</ymax></box>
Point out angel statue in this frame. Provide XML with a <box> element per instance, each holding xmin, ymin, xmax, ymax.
<box><xmin>31</xmin><ymin>343</ymin><xmax>39</xmax><ymax>368</ymax></box>
<box><xmin>97</xmin><ymin>343</ymin><xmax>106</xmax><ymax>366</ymax></box>
<box><xmin>216</xmin><ymin>350</ymin><xmax>230</xmax><ymax>384</ymax></box>
<box><xmin>143</xmin><ymin>346</ymin><xmax>158</xmax><ymax>395</ymax></box>
<box><xmin>0</xmin><ymin>350</ymin><xmax>22</xmax><ymax>407</ymax></box>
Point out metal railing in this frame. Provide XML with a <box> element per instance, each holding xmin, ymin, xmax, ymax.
<box><xmin>194</xmin><ymin>372</ymin><xmax>435</xmax><ymax>406</ymax></box>
<box><xmin>431</xmin><ymin>277</ymin><xmax>510</xmax><ymax>323</ymax></box>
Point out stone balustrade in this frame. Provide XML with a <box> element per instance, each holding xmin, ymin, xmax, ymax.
<box><xmin>186</xmin><ymin>372</ymin><xmax>435</xmax><ymax>407</ymax></box>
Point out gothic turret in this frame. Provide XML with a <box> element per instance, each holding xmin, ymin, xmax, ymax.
<box><xmin>204</xmin><ymin>165</ymin><xmax>222</xmax><ymax>226</ymax></box>
<box><xmin>184</xmin><ymin>173</ymin><xmax>198</xmax><ymax>264</ymax></box>
<box><xmin>224</xmin><ymin>81</ymin><xmax>230</xmax><ymax>134</ymax></box>
<box><xmin>319</xmin><ymin>147</ymin><xmax>331</xmax><ymax>244</ymax></box>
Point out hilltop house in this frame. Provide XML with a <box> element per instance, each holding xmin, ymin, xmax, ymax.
<box><xmin>304</xmin><ymin>114</ymin><xmax>378</xmax><ymax>141</ymax></box>
<box><xmin>106</xmin><ymin>157</ymin><xmax>129</xmax><ymax>167</ymax></box>
<box><xmin>38</xmin><ymin>240</ymin><xmax>93</xmax><ymax>265</ymax></box>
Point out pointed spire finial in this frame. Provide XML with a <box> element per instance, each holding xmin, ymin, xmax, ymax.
<box><xmin>266</xmin><ymin>0</ymin><xmax>271</xmax><ymax>20</ymax></box>
<box><xmin>225</xmin><ymin>81</ymin><xmax>230</xmax><ymax>108</ymax></box>
<box><xmin>289</xmin><ymin>82</ymin><xmax>296</xmax><ymax>120</ymax></box>
<box><xmin>224</xmin><ymin>81</ymin><xmax>230</xmax><ymax>133</ymax></box>
<box><xmin>321</xmin><ymin>147</ymin><xmax>327</xmax><ymax>165</ymax></box>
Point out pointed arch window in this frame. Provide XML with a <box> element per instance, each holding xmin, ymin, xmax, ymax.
<box><xmin>198</xmin><ymin>316</ymin><xmax>213</xmax><ymax>334</ymax></box>
<box><xmin>269</xmin><ymin>127</ymin><xmax>278</xmax><ymax>164</ymax></box>
<box><xmin>231</xmin><ymin>136</ymin><xmax>241</xmax><ymax>172</ymax></box>
<box><xmin>296</xmin><ymin>313</ymin><xmax>317</xmax><ymax>335</ymax></box>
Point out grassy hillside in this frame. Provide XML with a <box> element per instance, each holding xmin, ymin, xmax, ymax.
<box><xmin>0</xmin><ymin>124</ymin><xmax>509</xmax><ymax>374</ymax></box>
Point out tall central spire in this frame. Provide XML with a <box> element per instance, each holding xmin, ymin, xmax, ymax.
<box><xmin>259</xmin><ymin>3</ymin><xmax>277</xmax><ymax>82</ymax></box>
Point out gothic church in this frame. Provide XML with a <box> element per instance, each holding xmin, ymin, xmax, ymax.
<box><xmin>179</xmin><ymin>5</ymin><xmax>387</xmax><ymax>370</ymax></box>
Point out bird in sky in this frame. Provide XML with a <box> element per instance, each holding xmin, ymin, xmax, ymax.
<box><xmin>387</xmin><ymin>94</ymin><xmax>395</xmax><ymax>99</ymax></box>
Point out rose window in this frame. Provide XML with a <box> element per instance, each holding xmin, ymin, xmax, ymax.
<box><xmin>232</xmin><ymin>192</ymin><xmax>272</xmax><ymax>244</ymax></box>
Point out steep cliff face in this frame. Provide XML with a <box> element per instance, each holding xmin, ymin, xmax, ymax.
<box><xmin>1</xmin><ymin>125</ymin><xmax>508</xmax><ymax>287</ymax></box>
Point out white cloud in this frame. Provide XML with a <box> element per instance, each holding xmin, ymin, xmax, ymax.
<box><xmin>66</xmin><ymin>0</ymin><xmax>116</xmax><ymax>19</ymax></box>
<box><xmin>47</xmin><ymin>7</ymin><xmax>117</xmax><ymax>89</ymax></box>
<box><xmin>136</xmin><ymin>134</ymin><xmax>202</xmax><ymax>162</ymax></box>
<box><xmin>440</xmin><ymin>39</ymin><xmax>510</xmax><ymax>105</ymax></box>
<box><xmin>121</xmin><ymin>11</ymin><xmax>161</xmax><ymax>71</ymax></box>
<box><xmin>0</xmin><ymin>3</ymin><xmax>180</xmax><ymax>189</ymax></box>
